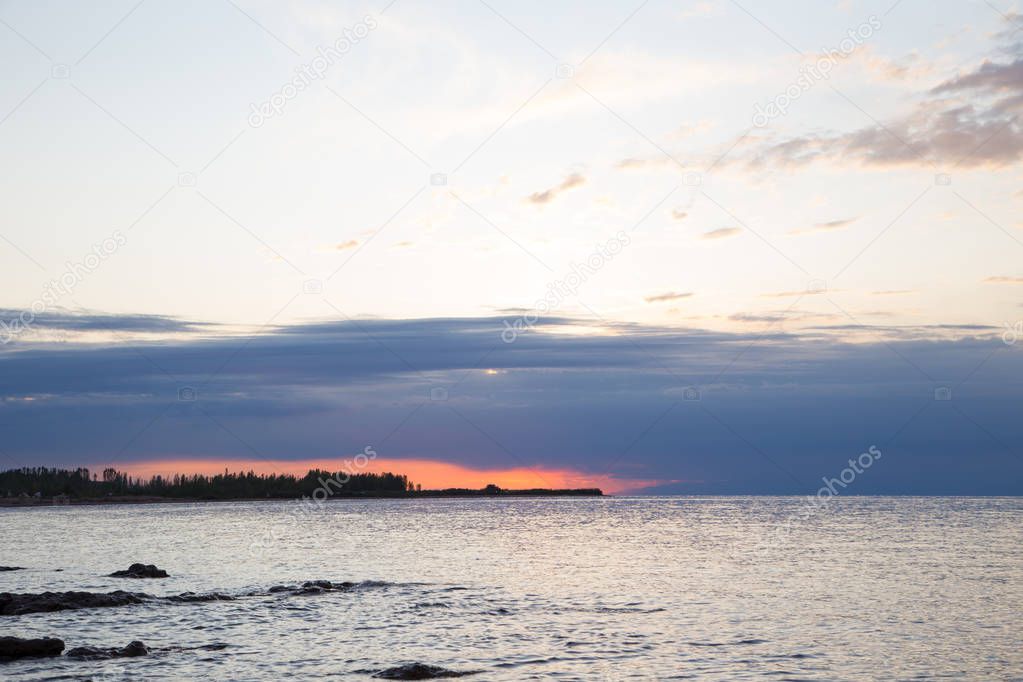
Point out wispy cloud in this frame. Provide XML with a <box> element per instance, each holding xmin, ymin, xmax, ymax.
<box><xmin>701</xmin><ymin>227</ymin><xmax>741</xmax><ymax>240</ymax></box>
<box><xmin>526</xmin><ymin>173</ymin><xmax>586</xmax><ymax>205</ymax></box>
<box><xmin>644</xmin><ymin>291</ymin><xmax>694</xmax><ymax>303</ymax></box>
<box><xmin>334</xmin><ymin>240</ymin><xmax>359</xmax><ymax>250</ymax></box>
<box><xmin>616</xmin><ymin>158</ymin><xmax>652</xmax><ymax>170</ymax></box>
<box><xmin>872</xmin><ymin>289</ymin><xmax>915</xmax><ymax>295</ymax></box>
<box><xmin>984</xmin><ymin>275</ymin><xmax>1023</xmax><ymax>283</ymax></box>
<box><xmin>853</xmin><ymin>47</ymin><xmax>935</xmax><ymax>82</ymax></box>
<box><xmin>729</xmin><ymin>311</ymin><xmax>839</xmax><ymax>323</ymax></box>
<box><xmin>671</xmin><ymin>208</ymin><xmax>689</xmax><ymax>221</ymax></box>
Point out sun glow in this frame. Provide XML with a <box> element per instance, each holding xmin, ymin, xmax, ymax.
<box><xmin>97</xmin><ymin>458</ymin><xmax>666</xmax><ymax>494</ymax></box>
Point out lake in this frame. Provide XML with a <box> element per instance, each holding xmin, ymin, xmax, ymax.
<box><xmin>1</xmin><ymin>496</ymin><xmax>1021</xmax><ymax>680</ymax></box>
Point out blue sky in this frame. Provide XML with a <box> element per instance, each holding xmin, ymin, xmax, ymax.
<box><xmin>0</xmin><ymin>0</ymin><xmax>1021</xmax><ymax>492</ymax></box>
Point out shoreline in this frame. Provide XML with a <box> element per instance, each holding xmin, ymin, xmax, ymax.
<box><xmin>0</xmin><ymin>489</ymin><xmax>604</xmax><ymax>508</ymax></box>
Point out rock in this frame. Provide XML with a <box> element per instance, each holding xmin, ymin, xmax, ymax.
<box><xmin>294</xmin><ymin>580</ymin><xmax>336</xmax><ymax>595</ymax></box>
<box><xmin>164</xmin><ymin>592</ymin><xmax>236</xmax><ymax>603</ymax></box>
<box><xmin>0</xmin><ymin>578</ymin><xmax>364</xmax><ymax>617</ymax></box>
<box><xmin>302</xmin><ymin>580</ymin><xmax>335</xmax><ymax>590</ymax></box>
<box><xmin>0</xmin><ymin>567</ymin><xmax>24</xmax><ymax>572</ymax></box>
<box><xmin>269</xmin><ymin>581</ymin><xmax>356</xmax><ymax>596</ymax></box>
<box><xmin>65</xmin><ymin>640</ymin><xmax>149</xmax><ymax>660</ymax></box>
<box><xmin>373</xmin><ymin>663</ymin><xmax>480</xmax><ymax>679</ymax></box>
<box><xmin>0</xmin><ymin>636</ymin><xmax>64</xmax><ymax>660</ymax></box>
<box><xmin>0</xmin><ymin>590</ymin><xmax>148</xmax><ymax>616</ymax></box>
<box><xmin>109</xmin><ymin>563</ymin><xmax>168</xmax><ymax>578</ymax></box>
<box><xmin>64</xmin><ymin>641</ymin><xmax>228</xmax><ymax>660</ymax></box>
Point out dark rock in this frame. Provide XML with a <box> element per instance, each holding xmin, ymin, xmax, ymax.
<box><xmin>0</xmin><ymin>578</ymin><xmax>362</xmax><ymax>617</ymax></box>
<box><xmin>0</xmin><ymin>590</ymin><xmax>148</xmax><ymax>616</ymax></box>
<box><xmin>270</xmin><ymin>581</ymin><xmax>356</xmax><ymax>596</ymax></box>
<box><xmin>302</xmin><ymin>580</ymin><xmax>335</xmax><ymax>590</ymax></box>
<box><xmin>0</xmin><ymin>567</ymin><xmax>24</xmax><ymax>572</ymax></box>
<box><xmin>164</xmin><ymin>592</ymin><xmax>236</xmax><ymax>603</ymax></box>
<box><xmin>0</xmin><ymin>636</ymin><xmax>64</xmax><ymax>660</ymax></box>
<box><xmin>65</xmin><ymin>640</ymin><xmax>149</xmax><ymax>660</ymax></box>
<box><xmin>109</xmin><ymin>563</ymin><xmax>168</xmax><ymax>578</ymax></box>
<box><xmin>374</xmin><ymin>663</ymin><xmax>480</xmax><ymax>679</ymax></box>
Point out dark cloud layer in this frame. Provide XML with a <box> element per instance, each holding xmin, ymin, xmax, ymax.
<box><xmin>0</xmin><ymin>313</ymin><xmax>1020</xmax><ymax>494</ymax></box>
<box><xmin>0</xmin><ymin>310</ymin><xmax>210</xmax><ymax>334</ymax></box>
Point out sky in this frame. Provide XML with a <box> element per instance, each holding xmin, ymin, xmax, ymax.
<box><xmin>0</xmin><ymin>0</ymin><xmax>1021</xmax><ymax>494</ymax></box>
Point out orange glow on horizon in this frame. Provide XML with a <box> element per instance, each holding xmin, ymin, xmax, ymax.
<box><xmin>90</xmin><ymin>457</ymin><xmax>667</xmax><ymax>495</ymax></box>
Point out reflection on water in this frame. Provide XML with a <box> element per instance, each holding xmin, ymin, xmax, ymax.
<box><xmin>1</xmin><ymin>497</ymin><xmax>1021</xmax><ymax>680</ymax></box>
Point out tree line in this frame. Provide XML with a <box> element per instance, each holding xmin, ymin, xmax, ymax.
<box><xmin>0</xmin><ymin>467</ymin><xmax>417</xmax><ymax>499</ymax></box>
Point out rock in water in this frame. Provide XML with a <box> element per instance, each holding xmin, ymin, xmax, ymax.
<box><xmin>268</xmin><ymin>581</ymin><xmax>356</xmax><ymax>595</ymax></box>
<box><xmin>0</xmin><ymin>590</ymin><xmax>148</xmax><ymax>616</ymax></box>
<box><xmin>164</xmin><ymin>592</ymin><xmax>236</xmax><ymax>603</ymax></box>
<box><xmin>65</xmin><ymin>640</ymin><xmax>149</xmax><ymax>660</ymax></box>
<box><xmin>109</xmin><ymin>563</ymin><xmax>169</xmax><ymax>578</ymax></box>
<box><xmin>0</xmin><ymin>636</ymin><xmax>64</xmax><ymax>660</ymax></box>
<box><xmin>374</xmin><ymin>663</ymin><xmax>480</xmax><ymax>679</ymax></box>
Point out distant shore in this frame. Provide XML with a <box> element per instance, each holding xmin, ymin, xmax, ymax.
<box><xmin>0</xmin><ymin>488</ymin><xmax>604</xmax><ymax>507</ymax></box>
<box><xmin>0</xmin><ymin>467</ymin><xmax>603</xmax><ymax>506</ymax></box>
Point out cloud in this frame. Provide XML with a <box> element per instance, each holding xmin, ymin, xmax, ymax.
<box><xmin>750</xmin><ymin>103</ymin><xmax>1023</xmax><ymax>169</ymax></box>
<box><xmin>644</xmin><ymin>292</ymin><xmax>694</xmax><ymax>303</ymax></box>
<box><xmin>0</xmin><ymin>310</ymin><xmax>209</xmax><ymax>335</ymax></box>
<box><xmin>984</xmin><ymin>276</ymin><xmax>1023</xmax><ymax>283</ymax></box>
<box><xmin>872</xmin><ymin>290</ymin><xmax>916</xmax><ymax>295</ymax></box>
<box><xmin>748</xmin><ymin>37</ymin><xmax>1023</xmax><ymax>170</ymax></box>
<box><xmin>728</xmin><ymin>312</ymin><xmax>789</xmax><ymax>323</ymax></box>
<box><xmin>526</xmin><ymin>173</ymin><xmax>587</xmax><ymax>205</ymax></box>
<box><xmin>334</xmin><ymin>240</ymin><xmax>359</xmax><ymax>250</ymax></box>
<box><xmin>0</xmin><ymin>312</ymin><xmax>1019</xmax><ymax>493</ymax></box>
<box><xmin>854</xmin><ymin>47</ymin><xmax>936</xmax><ymax>82</ymax></box>
<box><xmin>931</xmin><ymin>58</ymin><xmax>1023</xmax><ymax>96</ymax></box>
<box><xmin>671</xmin><ymin>208</ymin><xmax>688</xmax><ymax>221</ymax></box>
<box><xmin>700</xmin><ymin>227</ymin><xmax>741</xmax><ymax>240</ymax></box>
<box><xmin>788</xmin><ymin>217</ymin><xmax>858</xmax><ymax>236</ymax></box>
<box><xmin>729</xmin><ymin>311</ymin><xmax>840</xmax><ymax>324</ymax></box>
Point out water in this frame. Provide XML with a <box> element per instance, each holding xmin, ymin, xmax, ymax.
<box><xmin>1</xmin><ymin>497</ymin><xmax>1021</xmax><ymax>680</ymax></box>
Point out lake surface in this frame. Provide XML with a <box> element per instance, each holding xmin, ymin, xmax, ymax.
<box><xmin>1</xmin><ymin>497</ymin><xmax>1021</xmax><ymax>680</ymax></box>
